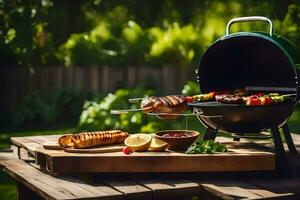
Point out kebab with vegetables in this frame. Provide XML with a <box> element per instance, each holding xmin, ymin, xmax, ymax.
<box><xmin>245</xmin><ymin>93</ymin><xmax>288</xmax><ymax>106</ymax></box>
<box><xmin>138</xmin><ymin>91</ymin><xmax>290</xmax><ymax>120</ymax></box>
<box><xmin>185</xmin><ymin>90</ymin><xmax>290</xmax><ymax>106</ymax></box>
<box><xmin>140</xmin><ymin>95</ymin><xmax>189</xmax><ymax>119</ymax></box>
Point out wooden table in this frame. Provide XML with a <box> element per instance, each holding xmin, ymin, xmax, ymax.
<box><xmin>1</xmin><ymin>134</ymin><xmax>300</xmax><ymax>200</ymax></box>
<box><xmin>10</xmin><ymin>135</ymin><xmax>276</xmax><ymax>175</ymax></box>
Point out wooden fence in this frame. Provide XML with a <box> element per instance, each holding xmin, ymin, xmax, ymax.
<box><xmin>0</xmin><ymin>66</ymin><xmax>196</xmax><ymax>113</ymax></box>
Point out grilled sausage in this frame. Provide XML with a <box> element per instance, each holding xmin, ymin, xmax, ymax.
<box><xmin>58</xmin><ymin>134</ymin><xmax>74</xmax><ymax>147</ymax></box>
<box><xmin>58</xmin><ymin>130</ymin><xmax>128</xmax><ymax>148</ymax></box>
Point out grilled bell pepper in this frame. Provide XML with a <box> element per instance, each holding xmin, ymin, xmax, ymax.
<box><xmin>192</xmin><ymin>92</ymin><xmax>215</xmax><ymax>102</ymax></box>
<box><xmin>271</xmin><ymin>95</ymin><xmax>284</xmax><ymax>103</ymax></box>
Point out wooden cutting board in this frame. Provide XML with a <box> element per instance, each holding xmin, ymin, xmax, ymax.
<box><xmin>43</xmin><ymin>142</ymin><xmax>124</xmax><ymax>153</ymax></box>
<box><xmin>43</xmin><ymin>142</ymin><xmax>63</xmax><ymax>150</ymax></box>
<box><xmin>64</xmin><ymin>145</ymin><xmax>125</xmax><ymax>153</ymax></box>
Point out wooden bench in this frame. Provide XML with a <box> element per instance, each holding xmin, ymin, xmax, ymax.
<box><xmin>2</xmin><ymin>133</ymin><xmax>300</xmax><ymax>200</ymax></box>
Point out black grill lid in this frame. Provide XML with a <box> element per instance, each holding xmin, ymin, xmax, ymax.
<box><xmin>198</xmin><ymin>34</ymin><xmax>299</xmax><ymax>101</ymax></box>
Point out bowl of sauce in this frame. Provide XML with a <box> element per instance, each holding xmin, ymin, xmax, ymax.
<box><xmin>155</xmin><ymin>130</ymin><xmax>200</xmax><ymax>150</ymax></box>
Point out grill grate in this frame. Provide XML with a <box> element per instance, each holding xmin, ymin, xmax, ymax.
<box><xmin>188</xmin><ymin>101</ymin><xmax>241</xmax><ymax>107</ymax></box>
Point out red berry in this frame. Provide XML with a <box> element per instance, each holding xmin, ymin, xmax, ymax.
<box><xmin>123</xmin><ymin>146</ymin><xmax>132</xmax><ymax>155</ymax></box>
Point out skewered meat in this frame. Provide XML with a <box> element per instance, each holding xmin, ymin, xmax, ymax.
<box><xmin>215</xmin><ymin>94</ymin><xmax>228</xmax><ymax>102</ymax></box>
<box><xmin>58</xmin><ymin>130</ymin><xmax>128</xmax><ymax>149</ymax></box>
<box><xmin>215</xmin><ymin>94</ymin><xmax>243</xmax><ymax>104</ymax></box>
<box><xmin>140</xmin><ymin>95</ymin><xmax>189</xmax><ymax>119</ymax></box>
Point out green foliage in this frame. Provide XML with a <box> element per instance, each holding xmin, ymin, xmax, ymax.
<box><xmin>186</xmin><ymin>140</ymin><xmax>228</xmax><ymax>154</ymax></box>
<box><xmin>79</xmin><ymin>87</ymin><xmax>151</xmax><ymax>132</ymax></box>
<box><xmin>279</xmin><ymin>4</ymin><xmax>300</xmax><ymax>47</ymax></box>
<box><xmin>58</xmin><ymin>20</ymin><xmax>151</xmax><ymax>66</ymax></box>
<box><xmin>1</xmin><ymin>1</ymin><xmax>300</xmax><ymax>67</ymax></box>
<box><xmin>58</xmin><ymin>21</ymin><xmax>203</xmax><ymax>67</ymax></box>
<box><xmin>78</xmin><ymin>87</ymin><xmax>191</xmax><ymax>133</ymax></box>
<box><xmin>182</xmin><ymin>81</ymin><xmax>200</xmax><ymax>96</ymax></box>
<box><xmin>147</xmin><ymin>23</ymin><xmax>202</xmax><ymax>67</ymax></box>
<box><xmin>0</xmin><ymin>0</ymin><xmax>84</xmax><ymax>66</ymax></box>
<box><xmin>121</xmin><ymin>21</ymin><xmax>151</xmax><ymax>65</ymax></box>
<box><xmin>13</xmin><ymin>87</ymin><xmax>91</xmax><ymax>127</ymax></box>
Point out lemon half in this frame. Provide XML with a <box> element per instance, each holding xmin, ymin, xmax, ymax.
<box><xmin>149</xmin><ymin>138</ymin><xmax>168</xmax><ymax>152</ymax></box>
<box><xmin>124</xmin><ymin>134</ymin><xmax>152</xmax><ymax>152</ymax></box>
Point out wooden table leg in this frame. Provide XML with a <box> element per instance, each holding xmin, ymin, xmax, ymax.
<box><xmin>17</xmin><ymin>182</ymin><xmax>43</xmax><ymax>200</ymax></box>
<box><xmin>233</xmin><ymin>133</ymin><xmax>243</xmax><ymax>142</ymax></box>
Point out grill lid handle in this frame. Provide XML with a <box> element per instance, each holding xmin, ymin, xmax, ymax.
<box><xmin>226</xmin><ymin>16</ymin><xmax>273</xmax><ymax>36</ymax></box>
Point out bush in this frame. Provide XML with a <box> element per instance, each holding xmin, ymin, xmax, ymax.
<box><xmin>13</xmin><ymin>87</ymin><xmax>91</xmax><ymax>128</ymax></box>
<box><xmin>58</xmin><ymin>20</ymin><xmax>203</xmax><ymax>68</ymax></box>
<box><xmin>147</xmin><ymin>23</ymin><xmax>203</xmax><ymax>67</ymax></box>
<box><xmin>2</xmin><ymin>1</ymin><xmax>300</xmax><ymax>67</ymax></box>
<box><xmin>58</xmin><ymin>20</ymin><xmax>151</xmax><ymax>67</ymax></box>
<box><xmin>181</xmin><ymin>81</ymin><xmax>200</xmax><ymax>96</ymax></box>
<box><xmin>78</xmin><ymin>82</ymin><xmax>204</xmax><ymax>133</ymax></box>
<box><xmin>78</xmin><ymin>86</ymin><xmax>193</xmax><ymax>133</ymax></box>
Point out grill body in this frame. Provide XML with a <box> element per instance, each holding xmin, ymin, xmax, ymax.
<box><xmin>190</xmin><ymin>102</ymin><xmax>294</xmax><ymax>133</ymax></box>
<box><xmin>194</xmin><ymin>17</ymin><xmax>299</xmax><ymax>133</ymax></box>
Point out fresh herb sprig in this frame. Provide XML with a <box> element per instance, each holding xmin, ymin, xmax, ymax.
<box><xmin>186</xmin><ymin>140</ymin><xmax>228</xmax><ymax>154</ymax></box>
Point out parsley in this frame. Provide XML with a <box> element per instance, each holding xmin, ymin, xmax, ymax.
<box><xmin>186</xmin><ymin>140</ymin><xmax>228</xmax><ymax>154</ymax></box>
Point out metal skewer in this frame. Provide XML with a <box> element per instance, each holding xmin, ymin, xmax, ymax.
<box><xmin>111</xmin><ymin>108</ymin><xmax>196</xmax><ymax>116</ymax></box>
<box><xmin>110</xmin><ymin>108</ymin><xmax>222</xmax><ymax>118</ymax></box>
<box><xmin>110</xmin><ymin>109</ymin><xmax>195</xmax><ymax>116</ymax></box>
<box><xmin>146</xmin><ymin>112</ymin><xmax>196</xmax><ymax>116</ymax></box>
<box><xmin>128</xmin><ymin>98</ymin><xmax>144</xmax><ymax>103</ymax></box>
<box><xmin>110</xmin><ymin>108</ymin><xmax>143</xmax><ymax>114</ymax></box>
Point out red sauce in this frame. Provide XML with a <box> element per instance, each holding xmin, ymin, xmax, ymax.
<box><xmin>161</xmin><ymin>132</ymin><xmax>191</xmax><ymax>138</ymax></box>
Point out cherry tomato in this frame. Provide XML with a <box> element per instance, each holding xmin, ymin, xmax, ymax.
<box><xmin>185</xmin><ymin>96</ymin><xmax>193</xmax><ymax>102</ymax></box>
<box><xmin>264</xmin><ymin>96</ymin><xmax>272</xmax><ymax>104</ymax></box>
<box><xmin>246</xmin><ymin>97</ymin><xmax>261</xmax><ymax>106</ymax></box>
<box><xmin>251</xmin><ymin>98</ymin><xmax>261</xmax><ymax>105</ymax></box>
<box><xmin>123</xmin><ymin>146</ymin><xmax>132</xmax><ymax>155</ymax></box>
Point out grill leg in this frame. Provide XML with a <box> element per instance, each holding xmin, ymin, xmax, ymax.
<box><xmin>282</xmin><ymin>123</ymin><xmax>298</xmax><ymax>155</ymax></box>
<box><xmin>233</xmin><ymin>133</ymin><xmax>243</xmax><ymax>142</ymax></box>
<box><xmin>271</xmin><ymin>126</ymin><xmax>290</xmax><ymax>177</ymax></box>
<box><xmin>203</xmin><ymin>128</ymin><xmax>217</xmax><ymax>141</ymax></box>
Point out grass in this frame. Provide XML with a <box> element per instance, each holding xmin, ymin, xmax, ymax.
<box><xmin>287</xmin><ymin>105</ymin><xmax>300</xmax><ymax>133</ymax></box>
<box><xmin>0</xmin><ymin>127</ymin><xmax>76</xmax><ymax>149</ymax></box>
<box><xmin>0</xmin><ymin>126</ymin><xmax>75</xmax><ymax>200</ymax></box>
<box><xmin>0</xmin><ymin>172</ymin><xmax>16</xmax><ymax>200</ymax></box>
<box><xmin>0</xmin><ymin>106</ymin><xmax>299</xmax><ymax>200</ymax></box>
